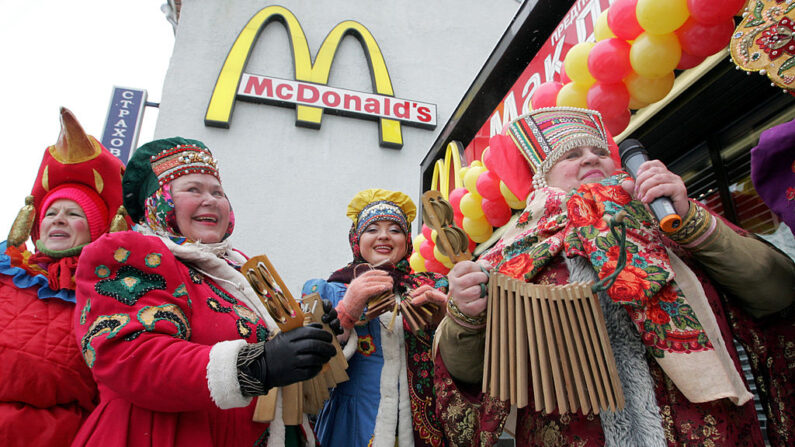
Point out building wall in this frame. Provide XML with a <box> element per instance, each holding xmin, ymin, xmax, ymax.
<box><xmin>155</xmin><ymin>0</ymin><xmax>519</xmax><ymax>290</ymax></box>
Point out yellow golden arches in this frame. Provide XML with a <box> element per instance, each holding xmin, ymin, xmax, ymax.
<box><xmin>206</xmin><ymin>6</ymin><xmax>309</xmax><ymax>127</ymax></box>
<box><xmin>205</xmin><ymin>6</ymin><xmax>402</xmax><ymax>147</ymax></box>
<box><xmin>431</xmin><ymin>141</ymin><xmax>464</xmax><ymax>199</ymax></box>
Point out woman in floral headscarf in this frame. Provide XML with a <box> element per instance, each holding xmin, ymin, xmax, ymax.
<box><xmin>0</xmin><ymin>108</ymin><xmax>127</xmax><ymax>447</ymax></box>
<box><xmin>301</xmin><ymin>189</ymin><xmax>448</xmax><ymax>447</ymax></box>
<box><xmin>435</xmin><ymin>107</ymin><xmax>795</xmax><ymax>447</ymax></box>
<box><xmin>72</xmin><ymin>137</ymin><xmax>338</xmax><ymax>447</ymax></box>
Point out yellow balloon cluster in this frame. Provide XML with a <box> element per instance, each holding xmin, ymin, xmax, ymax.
<box><xmin>548</xmin><ymin>0</ymin><xmax>738</xmax><ymax>135</ymax></box>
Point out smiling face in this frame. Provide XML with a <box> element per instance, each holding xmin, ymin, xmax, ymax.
<box><xmin>39</xmin><ymin>199</ymin><xmax>91</xmax><ymax>251</ymax></box>
<box><xmin>545</xmin><ymin>145</ymin><xmax>616</xmax><ymax>191</ymax></box>
<box><xmin>170</xmin><ymin>174</ymin><xmax>231</xmax><ymax>243</ymax></box>
<box><xmin>359</xmin><ymin>220</ymin><xmax>408</xmax><ymax>266</ymax></box>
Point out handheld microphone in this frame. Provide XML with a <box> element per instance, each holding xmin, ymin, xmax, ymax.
<box><xmin>618</xmin><ymin>139</ymin><xmax>682</xmax><ymax>232</ymax></box>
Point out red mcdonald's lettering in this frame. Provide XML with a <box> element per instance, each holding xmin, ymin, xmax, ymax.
<box><xmin>276</xmin><ymin>83</ymin><xmax>293</xmax><ymax>100</ymax></box>
<box><xmin>343</xmin><ymin>94</ymin><xmax>361</xmax><ymax>111</ymax></box>
<box><xmin>322</xmin><ymin>91</ymin><xmax>341</xmax><ymax>107</ymax></box>
<box><xmin>417</xmin><ymin>106</ymin><xmax>431</xmax><ymax>123</ymax></box>
<box><xmin>383</xmin><ymin>97</ymin><xmax>391</xmax><ymax>116</ymax></box>
<box><xmin>364</xmin><ymin>98</ymin><xmax>380</xmax><ymax>114</ymax></box>
<box><xmin>245</xmin><ymin>76</ymin><xmax>273</xmax><ymax>96</ymax></box>
<box><xmin>298</xmin><ymin>84</ymin><xmax>319</xmax><ymax>103</ymax></box>
<box><xmin>393</xmin><ymin>101</ymin><xmax>410</xmax><ymax>119</ymax></box>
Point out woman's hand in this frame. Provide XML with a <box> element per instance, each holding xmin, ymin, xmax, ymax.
<box><xmin>251</xmin><ymin>324</ymin><xmax>336</xmax><ymax>391</ymax></box>
<box><xmin>336</xmin><ymin>270</ymin><xmax>393</xmax><ymax>329</ymax></box>
<box><xmin>320</xmin><ymin>299</ymin><xmax>343</xmax><ymax>335</ymax></box>
<box><xmin>409</xmin><ymin>284</ymin><xmax>447</xmax><ymax>306</ymax></box>
<box><xmin>621</xmin><ymin>160</ymin><xmax>690</xmax><ymax>217</ymax></box>
<box><xmin>448</xmin><ymin>261</ymin><xmax>489</xmax><ymax>317</ymax></box>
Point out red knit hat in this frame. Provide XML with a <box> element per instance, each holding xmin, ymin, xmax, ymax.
<box><xmin>39</xmin><ymin>184</ymin><xmax>109</xmax><ymax>241</ymax></box>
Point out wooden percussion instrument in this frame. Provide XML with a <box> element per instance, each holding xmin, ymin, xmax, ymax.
<box><xmin>242</xmin><ymin>253</ymin><xmax>349</xmax><ymax>423</ymax></box>
<box><xmin>422</xmin><ymin>191</ymin><xmax>628</xmax><ymax>414</ymax></box>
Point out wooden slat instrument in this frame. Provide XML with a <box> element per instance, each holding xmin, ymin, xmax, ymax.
<box><xmin>242</xmin><ymin>253</ymin><xmax>349</xmax><ymax>423</ymax></box>
<box><xmin>422</xmin><ymin>191</ymin><xmax>628</xmax><ymax>414</ymax></box>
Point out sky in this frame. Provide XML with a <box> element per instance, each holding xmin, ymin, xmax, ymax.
<box><xmin>0</xmin><ymin>0</ymin><xmax>174</xmax><ymax>239</ymax></box>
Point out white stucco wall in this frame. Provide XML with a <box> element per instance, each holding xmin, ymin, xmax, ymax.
<box><xmin>154</xmin><ymin>0</ymin><xmax>519</xmax><ymax>291</ymax></box>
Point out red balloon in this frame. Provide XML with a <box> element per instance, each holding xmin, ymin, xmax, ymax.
<box><xmin>687</xmin><ymin>0</ymin><xmax>744</xmax><ymax>26</ymax></box>
<box><xmin>603</xmin><ymin>108</ymin><xmax>631</xmax><ymax>135</ymax></box>
<box><xmin>468</xmin><ymin>237</ymin><xmax>477</xmax><ymax>253</ymax></box>
<box><xmin>560</xmin><ymin>64</ymin><xmax>571</xmax><ymax>84</ymax></box>
<box><xmin>587</xmin><ymin>82</ymin><xmax>630</xmax><ymax>119</ymax></box>
<box><xmin>677</xmin><ymin>49</ymin><xmax>705</xmax><ymax>69</ymax></box>
<box><xmin>588</xmin><ymin>38</ymin><xmax>632</xmax><ymax>83</ymax></box>
<box><xmin>449</xmin><ymin>187</ymin><xmax>467</xmax><ymax>213</ymax></box>
<box><xmin>531</xmin><ymin>81</ymin><xmax>563</xmax><ymax>109</ymax></box>
<box><xmin>677</xmin><ymin>18</ymin><xmax>734</xmax><ymax>58</ymax></box>
<box><xmin>481</xmin><ymin>196</ymin><xmax>512</xmax><ymax>227</ymax></box>
<box><xmin>608</xmin><ymin>0</ymin><xmax>643</xmax><ymax>41</ymax></box>
<box><xmin>476</xmin><ymin>171</ymin><xmax>503</xmax><ymax>200</ymax></box>
<box><xmin>425</xmin><ymin>258</ymin><xmax>449</xmax><ymax>274</ymax></box>
<box><xmin>419</xmin><ymin>239</ymin><xmax>434</xmax><ymax>260</ymax></box>
<box><xmin>421</xmin><ymin>224</ymin><xmax>432</xmax><ymax>240</ymax></box>
<box><xmin>454</xmin><ymin>211</ymin><xmax>464</xmax><ymax>229</ymax></box>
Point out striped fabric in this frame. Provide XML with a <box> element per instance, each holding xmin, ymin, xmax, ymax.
<box><xmin>507</xmin><ymin>107</ymin><xmax>608</xmax><ymax>177</ymax></box>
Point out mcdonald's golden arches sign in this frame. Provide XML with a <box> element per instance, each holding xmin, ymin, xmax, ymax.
<box><xmin>205</xmin><ymin>5</ymin><xmax>437</xmax><ymax>149</ymax></box>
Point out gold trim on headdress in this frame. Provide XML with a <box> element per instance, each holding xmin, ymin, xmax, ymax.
<box><xmin>346</xmin><ymin>189</ymin><xmax>417</xmax><ymax>227</ymax></box>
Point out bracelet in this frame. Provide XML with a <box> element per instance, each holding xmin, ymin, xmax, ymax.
<box><xmin>446</xmin><ymin>296</ymin><xmax>487</xmax><ymax>330</ymax></box>
<box><xmin>665</xmin><ymin>201</ymin><xmax>715</xmax><ymax>247</ymax></box>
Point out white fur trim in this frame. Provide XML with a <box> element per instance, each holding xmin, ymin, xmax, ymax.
<box><xmin>372</xmin><ymin>312</ymin><xmax>411</xmax><ymax>447</ymax></box>
<box><xmin>266</xmin><ymin>388</ymin><xmax>285</xmax><ymax>447</ymax></box>
<box><xmin>207</xmin><ymin>339</ymin><xmax>252</xmax><ymax>409</ymax></box>
<box><xmin>396</xmin><ymin>318</ymin><xmax>414</xmax><ymax>447</ymax></box>
<box><xmin>342</xmin><ymin>330</ymin><xmax>359</xmax><ymax>361</ymax></box>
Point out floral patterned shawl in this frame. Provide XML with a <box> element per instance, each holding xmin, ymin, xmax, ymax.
<box><xmin>480</xmin><ymin>175</ymin><xmax>751</xmax><ymax>405</ymax></box>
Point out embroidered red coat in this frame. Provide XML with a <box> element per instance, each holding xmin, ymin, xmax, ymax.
<box><xmin>71</xmin><ymin>231</ymin><xmax>302</xmax><ymax>447</ymax></box>
<box><xmin>0</xmin><ymin>242</ymin><xmax>97</xmax><ymax>446</ymax></box>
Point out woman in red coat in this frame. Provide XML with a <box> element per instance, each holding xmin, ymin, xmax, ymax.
<box><xmin>0</xmin><ymin>108</ymin><xmax>128</xmax><ymax>446</ymax></box>
<box><xmin>71</xmin><ymin>137</ymin><xmax>338</xmax><ymax>446</ymax></box>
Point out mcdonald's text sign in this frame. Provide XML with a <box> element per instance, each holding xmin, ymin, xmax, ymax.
<box><xmin>206</xmin><ymin>5</ymin><xmax>437</xmax><ymax>149</ymax></box>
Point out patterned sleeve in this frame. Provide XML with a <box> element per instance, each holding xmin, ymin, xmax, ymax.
<box><xmin>667</xmin><ymin>201</ymin><xmax>795</xmax><ymax>317</ymax></box>
<box><xmin>73</xmin><ymin>231</ymin><xmax>230</xmax><ymax>412</ymax></box>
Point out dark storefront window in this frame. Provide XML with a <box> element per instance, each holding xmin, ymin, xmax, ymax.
<box><xmin>667</xmin><ymin>103</ymin><xmax>795</xmax><ymax>235</ymax></box>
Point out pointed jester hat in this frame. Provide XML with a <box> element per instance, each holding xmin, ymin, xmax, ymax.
<box><xmin>7</xmin><ymin>107</ymin><xmax>129</xmax><ymax>246</ymax></box>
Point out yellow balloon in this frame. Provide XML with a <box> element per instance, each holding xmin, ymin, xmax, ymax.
<box><xmin>637</xmin><ymin>0</ymin><xmax>689</xmax><ymax>35</ymax></box>
<box><xmin>430</xmin><ymin>229</ymin><xmax>438</xmax><ymax>244</ymax></box>
<box><xmin>458</xmin><ymin>166</ymin><xmax>469</xmax><ymax>183</ymax></box>
<box><xmin>459</xmin><ymin>192</ymin><xmax>484</xmax><ymax>218</ymax></box>
<box><xmin>463</xmin><ymin>166</ymin><xmax>487</xmax><ymax>194</ymax></box>
<box><xmin>628</xmin><ymin>96</ymin><xmax>649</xmax><ymax>110</ymax></box>
<box><xmin>625</xmin><ymin>70</ymin><xmax>675</xmax><ymax>104</ymax></box>
<box><xmin>556</xmin><ymin>82</ymin><xmax>589</xmax><ymax>109</ymax></box>
<box><xmin>500</xmin><ymin>181</ymin><xmax>526</xmax><ymax>209</ymax></box>
<box><xmin>409</xmin><ymin>252</ymin><xmax>426</xmax><ymax>272</ymax></box>
<box><xmin>433</xmin><ymin>246</ymin><xmax>454</xmax><ymax>268</ymax></box>
<box><xmin>594</xmin><ymin>10</ymin><xmax>616</xmax><ymax>41</ymax></box>
<box><xmin>470</xmin><ymin>160</ymin><xmax>483</xmax><ymax>168</ymax></box>
<box><xmin>630</xmin><ymin>32</ymin><xmax>681</xmax><ymax>79</ymax></box>
<box><xmin>563</xmin><ymin>42</ymin><xmax>596</xmax><ymax>87</ymax></box>
<box><xmin>463</xmin><ymin>216</ymin><xmax>493</xmax><ymax>242</ymax></box>
<box><xmin>412</xmin><ymin>234</ymin><xmax>426</xmax><ymax>252</ymax></box>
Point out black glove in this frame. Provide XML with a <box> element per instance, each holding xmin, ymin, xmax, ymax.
<box><xmin>321</xmin><ymin>299</ymin><xmax>343</xmax><ymax>335</ymax></box>
<box><xmin>237</xmin><ymin>323</ymin><xmax>335</xmax><ymax>395</ymax></box>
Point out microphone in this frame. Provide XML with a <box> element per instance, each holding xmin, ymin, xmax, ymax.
<box><xmin>618</xmin><ymin>139</ymin><xmax>682</xmax><ymax>232</ymax></box>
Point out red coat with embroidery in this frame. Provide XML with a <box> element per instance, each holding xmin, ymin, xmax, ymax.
<box><xmin>71</xmin><ymin>231</ymin><xmax>275</xmax><ymax>446</ymax></box>
<box><xmin>0</xmin><ymin>264</ymin><xmax>97</xmax><ymax>446</ymax></box>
